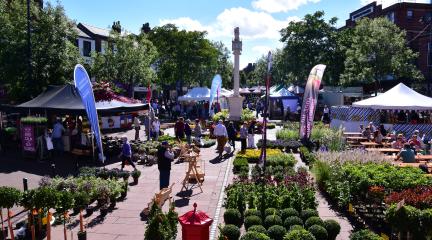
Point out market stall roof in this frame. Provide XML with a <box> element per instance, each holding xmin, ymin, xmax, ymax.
<box><xmin>12</xmin><ymin>84</ymin><xmax>147</xmax><ymax>115</ymax></box>
<box><xmin>352</xmin><ymin>83</ymin><xmax>432</xmax><ymax>110</ymax></box>
<box><xmin>178</xmin><ymin>87</ymin><xmax>232</xmax><ymax>102</ymax></box>
<box><xmin>269</xmin><ymin>88</ymin><xmax>297</xmax><ymax>98</ymax></box>
<box><xmin>288</xmin><ymin>85</ymin><xmax>305</xmax><ymax>94</ymax></box>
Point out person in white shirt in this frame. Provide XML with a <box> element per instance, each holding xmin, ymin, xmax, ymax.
<box><xmin>322</xmin><ymin>105</ymin><xmax>330</xmax><ymax>124</ymax></box>
<box><xmin>133</xmin><ymin>116</ymin><xmax>141</xmax><ymax>140</ymax></box>
<box><xmin>152</xmin><ymin>117</ymin><xmax>160</xmax><ymax>141</ymax></box>
<box><xmin>213</xmin><ymin>120</ymin><xmax>228</xmax><ymax>157</ymax></box>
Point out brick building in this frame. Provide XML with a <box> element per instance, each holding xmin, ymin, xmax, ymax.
<box><xmin>344</xmin><ymin>1</ymin><xmax>432</xmax><ymax>92</ymax></box>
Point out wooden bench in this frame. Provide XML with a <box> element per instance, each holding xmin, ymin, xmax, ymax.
<box><xmin>142</xmin><ymin>183</ymin><xmax>175</xmax><ymax>215</ymax></box>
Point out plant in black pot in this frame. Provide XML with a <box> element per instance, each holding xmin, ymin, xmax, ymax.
<box><xmin>119</xmin><ymin>170</ymin><xmax>130</xmax><ymax>182</ymax></box>
<box><xmin>131</xmin><ymin>169</ymin><xmax>141</xmax><ymax>184</ymax></box>
<box><xmin>74</xmin><ymin>191</ymin><xmax>90</xmax><ymax>240</ymax></box>
<box><xmin>0</xmin><ymin>187</ymin><xmax>22</xmax><ymax>240</ymax></box>
<box><xmin>96</xmin><ymin>186</ymin><xmax>110</xmax><ymax>216</ymax></box>
<box><xmin>107</xmin><ymin>179</ymin><xmax>123</xmax><ymax>209</ymax></box>
<box><xmin>120</xmin><ymin>182</ymin><xmax>128</xmax><ymax>200</ymax></box>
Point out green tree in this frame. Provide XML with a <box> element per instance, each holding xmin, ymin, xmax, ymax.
<box><xmin>148</xmin><ymin>24</ymin><xmax>230</xmax><ymax>91</ymax></box>
<box><xmin>341</xmin><ymin>17</ymin><xmax>423</xmax><ymax>92</ymax></box>
<box><xmin>91</xmin><ymin>32</ymin><xmax>158</xmax><ymax>97</ymax></box>
<box><xmin>280</xmin><ymin>11</ymin><xmax>340</xmax><ymax>85</ymax></box>
<box><xmin>0</xmin><ymin>1</ymin><xmax>81</xmax><ymax>102</ymax></box>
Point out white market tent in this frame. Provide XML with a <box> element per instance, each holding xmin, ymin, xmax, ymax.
<box><xmin>270</xmin><ymin>88</ymin><xmax>296</xmax><ymax>98</ymax></box>
<box><xmin>178</xmin><ymin>87</ymin><xmax>232</xmax><ymax>102</ymax></box>
<box><xmin>352</xmin><ymin>83</ymin><xmax>432</xmax><ymax>110</ymax></box>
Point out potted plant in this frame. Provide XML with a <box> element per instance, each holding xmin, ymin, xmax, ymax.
<box><xmin>55</xmin><ymin>191</ymin><xmax>74</xmax><ymax>240</ymax></box>
<box><xmin>0</xmin><ymin>187</ymin><xmax>22</xmax><ymax>240</ymax></box>
<box><xmin>74</xmin><ymin>191</ymin><xmax>90</xmax><ymax>240</ymax></box>
<box><xmin>119</xmin><ymin>170</ymin><xmax>130</xmax><ymax>182</ymax></box>
<box><xmin>131</xmin><ymin>169</ymin><xmax>141</xmax><ymax>184</ymax></box>
<box><xmin>96</xmin><ymin>186</ymin><xmax>110</xmax><ymax>216</ymax></box>
<box><xmin>120</xmin><ymin>182</ymin><xmax>128</xmax><ymax>200</ymax></box>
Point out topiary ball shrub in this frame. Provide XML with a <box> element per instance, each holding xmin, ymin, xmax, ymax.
<box><xmin>248</xmin><ymin>225</ymin><xmax>267</xmax><ymax>234</ymax></box>
<box><xmin>245</xmin><ymin>209</ymin><xmax>261</xmax><ymax>218</ymax></box>
<box><xmin>224</xmin><ymin>209</ymin><xmax>242</xmax><ymax>227</ymax></box>
<box><xmin>284</xmin><ymin>216</ymin><xmax>303</xmax><ymax>230</ymax></box>
<box><xmin>289</xmin><ymin>225</ymin><xmax>304</xmax><ymax>231</ymax></box>
<box><xmin>281</xmin><ymin>208</ymin><xmax>299</xmax><ymax>220</ymax></box>
<box><xmin>305</xmin><ymin>216</ymin><xmax>324</xmax><ymax>228</ymax></box>
<box><xmin>301</xmin><ymin>209</ymin><xmax>319</xmax><ymax>221</ymax></box>
<box><xmin>264</xmin><ymin>215</ymin><xmax>283</xmax><ymax>229</ymax></box>
<box><xmin>244</xmin><ymin>215</ymin><xmax>263</xmax><ymax>230</ymax></box>
<box><xmin>308</xmin><ymin>225</ymin><xmax>328</xmax><ymax>240</ymax></box>
<box><xmin>221</xmin><ymin>224</ymin><xmax>241</xmax><ymax>240</ymax></box>
<box><xmin>265</xmin><ymin>208</ymin><xmax>280</xmax><ymax>217</ymax></box>
<box><xmin>240</xmin><ymin>231</ymin><xmax>270</xmax><ymax>240</ymax></box>
<box><xmin>267</xmin><ymin>225</ymin><xmax>286</xmax><ymax>240</ymax></box>
<box><xmin>349</xmin><ymin>229</ymin><xmax>382</xmax><ymax>240</ymax></box>
<box><xmin>324</xmin><ymin>219</ymin><xmax>341</xmax><ymax>240</ymax></box>
<box><xmin>284</xmin><ymin>229</ymin><xmax>316</xmax><ymax>240</ymax></box>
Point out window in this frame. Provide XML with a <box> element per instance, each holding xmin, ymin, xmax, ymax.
<box><xmin>407</xmin><ymin>10</ymin><xmax>413</xmax><ymax>19</ymax></box>
<box><xmin>101</xmin><ymin>40</ymin><xmax>107</xmax><ymax>54</ymax></box>
<box><xmin>83</xmin><ymin>40</ymin><xmax>91</xmax><ymax>57</ymax></box>
<box><xmin>351</xmin><ymin>6</ymin><xmax>374</xmax><ymax>21</ymax></box>
<box><xmin>387</xmin><ymin>12</ymin><xmax>395</xmax><ymax>23</ymax></box>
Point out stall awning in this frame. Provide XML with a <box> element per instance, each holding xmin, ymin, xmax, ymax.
<box><xmin>352</xmin><ymin>83</ymin><xmax>432</xmax><ymax>110</ymax></box>
<box><xmin>8</xmin><ymin>84</ymin><xmax>148</xmax><ymax>115</ymax></box>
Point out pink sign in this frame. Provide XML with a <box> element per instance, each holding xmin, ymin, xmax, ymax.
<box><xmin>21</xmin><ymin>125</ymin><xmax>36</xmax><ymax>152</ymax></box>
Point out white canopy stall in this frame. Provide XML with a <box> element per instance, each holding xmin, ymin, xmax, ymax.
<box><xmin>178</xmin><ymin>87</ymin><xmax>231</xmax><ymax>109</ymax></box>
<box><xmin>353</xmin><ymin>83</ymin><xmax>432</xmax><ymax>110</ymax></box>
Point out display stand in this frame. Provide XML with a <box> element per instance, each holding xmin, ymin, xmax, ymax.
<box><xmin>181</xmin><ymin>153</ymin><xmax>204</xmax><ymax>192</ymax></box>
<box><xmin>142</xmin><ymin>183</ymin><xmax>175</xmax><ymax>215</ymax></box>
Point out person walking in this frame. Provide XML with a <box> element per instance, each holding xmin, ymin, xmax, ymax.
<box><xmin>133</xmin><ymin>116</ymin><xmax>141</xmax><ymax>140</ymax></box>
<box><xmin>214</xmin><ymin>119</ymin><xmax>228</xmax><ymax>158</ymax></box>
<box><xmin>174</xmin><ymin>117</ymin><xmax>185</xmax><ymax>141</ymax></box>
<box><xmin>239</xmin><ymin>122</ymin><xmax>248</xmax><ymax>153</ymax></box>
<box><xmin>185</xmin><ymin>119</ymin><xmax>192</xmax><ymax>145</ymax></box>
<box><xmin>52</xmin><ymin>118</ymin><xmax>65</xmax><ymax>156</ymax></box>
<box><xmin>152</xmin><ymin>117</ymin><xmax>160</xmax><ymax>141</ymax></box>
<box><xmin>227</xmin><ymin>121</ymin><xmax>237</xmax><ymax>150</ymax></box>
<box><xmin>118</xmin><ymin>136</ymin><xmax>136</xmax><ymax>171</ymax></box>
<box><xmin>247</xmin><ymin>121</ymin><xmax>256</xmax><ymax>149</ymax></box>
<box><xmin>157</xmin><ymin>141</ymin><xmax>174</xmax><ymax>190</ymax></box>
<box><xmin>194</xmin><ymin>119</ymin><xmax>202</xmax><ymax>144</ymax></box>
<box><xmin>322</xmin><ymin>105</ymin><xmax>330</xmax><ymax>124</ymax></box>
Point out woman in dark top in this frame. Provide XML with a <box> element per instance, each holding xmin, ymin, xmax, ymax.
<box><xmin>227</xmin><ymin>122</ymin><xmax>237</xmax><ymax>150</ymax></box>
<box><xmin>379</xmin><ymin>124</ymin><xmax>387</xmax><ymax>136</ymax></box>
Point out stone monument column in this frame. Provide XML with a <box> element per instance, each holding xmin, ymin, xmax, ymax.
<box><xmin>227</xmin><ymin>27</ymin><xmax>244</xmax><ymax>120</ymax></box>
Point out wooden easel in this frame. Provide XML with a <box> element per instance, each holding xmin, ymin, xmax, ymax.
<box><xmin>178</xmin><ymin>143</ymin><xmax>200</xmax><ymax>162</ymax></box>
<box><xmin>181</xmin><ymin>153</ymin><xmax>204</xmax><ymax>192</ymax></box>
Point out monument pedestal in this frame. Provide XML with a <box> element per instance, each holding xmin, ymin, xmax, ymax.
<box><xmin>227</xmin><ymin>95</ymin><xmax>244</xmax><ymax>121</ymax></box>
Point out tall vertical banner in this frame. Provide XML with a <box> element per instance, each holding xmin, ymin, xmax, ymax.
<box><xmin>259</xmin><ymin>51</ymin><xmax>272</xmax><ymax>167</ymax></box>
<box><xmin>209</xmin><ymin>74</ymin><xmax>222</xmax><ymax>114</ymax></box>
<box><xmin>74</xmin><ymin>64</ymin><xmax>105</xmax><ymax>162</ymax></box>
<box><xmin>299</xmin><ymin>64</ymin><xmax>326</xmax><ymax>140</ymax></box>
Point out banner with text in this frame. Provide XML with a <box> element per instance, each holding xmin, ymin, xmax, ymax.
<box><xmin>74</xmin><ymin>64</ymin><xmax>105</xmax><ymax>162</ymax></box>
<box><xmin>209</xmin><ymin>74</ymin><xmax>222</xmax><ymax>114</ymax></box>
<box><xmin>299</xmin><ymin>64</ymin><xmax>326</xmax><ymax>140</ymax></box>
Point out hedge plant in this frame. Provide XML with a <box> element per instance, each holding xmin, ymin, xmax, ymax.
<box><xmin>224</xmin><ymin>209</ymin><xmax>242</xmax><ymax>227</ymax></box>
<box><xmin>308</xmin><ymin>225</ymin><xmax>328</xmax><ymax>240</ymax></box>
<box><xmin>324</xmin><ymin>219</ymin><xmax>341</xmax><ymax>240</ymax></box>
<box><xmin>244</xmin><ymin>215</ymin><xmax>262</xmax><ymax>230</ymax></box>
<box><xmin>267</xmin><ymin>225</ymin><xmax>286</xmax><ymax>240</ymax></box>
<box><xmin>283</xmin><ymin>229</ymin><xmax>316</xmax><ymax>240</ymax></box>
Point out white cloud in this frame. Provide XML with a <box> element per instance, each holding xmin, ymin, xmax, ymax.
<box><xmin>252</xmin><ymin>0</ymin><xmax>321</xmax><ymax>13</ymax></box>
<box><xmin>361</xmin><ymin>0</ymin><xmax>430</xmax><ymax>8</ymax></box>
<box><xmin>159</xmin><ymin>8</ymin><xmax>300</xmax><ymax>40</ymax></box>
<box><xmin>252</xmin><ymin>45</ymin><xmax>272</xmax><ymax>55</ymax></box>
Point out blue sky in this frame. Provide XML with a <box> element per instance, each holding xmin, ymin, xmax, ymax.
<box><xmin>46</xmin><ymin>0</ymin><xmax>430</xmax><ymax>68</ymax></box>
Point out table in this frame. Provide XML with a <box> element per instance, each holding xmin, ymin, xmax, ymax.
<box><xmin>396</xmin><ymin>163</ymin><xmax>432</xmax><ymax>172</ymax></box>
<box><xmin>367</xmin><ymin>148</ymin><xmax>400</xmax><ymax>154</ymax></box>
<box><xmin>343</xmin><ymin>132</ymin><xmax>362</xmax><ymax>137</ymax></box>
<box><xmin>360</xmin><ymin>142</ymin><xmax>379</xmax><ymax>148</ymax></box>
<box><xmin>415</xmin><ymin>155</ymin><xmax>432</xmax><ymax>161</ymax></box>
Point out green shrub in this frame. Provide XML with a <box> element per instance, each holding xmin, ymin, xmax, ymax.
<box><xmin>385</xmin><ymin>204</ymin><xmax>420</xmax><ymax>233</ymax></box>
<box><xmin>349</xmin><ymin>229</ymin><xmax>382</xmax><ymax>240</ymax></box>
<box><xmin>245</xmin><ymin>215</ymin><xmax>263</xmax><ymax>230</ymax></box>
<box><xmin>245</xmin><ymin>209</ymin><xmax>261</xmax><ymax>218</ymax></box>
<box><xmin>221</xmin><ymin>224</ymin><xmax>241</xmax><ymax>240</ymax></box>
<box><xmin>0</xmin><ymin>187</ymin><xmax>22</xmax><ymax>209</ymax></box>
<box><xmin>267</xmin><ymin>225</ymin><xmax>286</xmax><ymax>240</ymax></box>
<box><xmin>265</xmin><ymin>208</ymin><xmax>280</xmax><ymax>217</ymax></box>
<box><xmin>213</xmin><ymin>109</ymin><xmax>229</xmax><ymax>122</ymax></box>
<box><xmin>281</xmin><ymin>208</ymin><xmax>299</xmax><ymax>220</ymax></box>
<box><xmin>289</xmin><ymin>225</ymin><xmax>304</xmax><ymax>231</ymax></box>
<box><xmin>305</xmin><ymin>216</ymin><xmax>324</xmax><ymax>228</ymax></box>
<box><xmin>267</xmin><ymin>154</ymin><xmax>297</xmax><ymax>169</ymax></box>
<box><xmin>276</xmin><ymin>129</ymin><xmax>299</xmax><ymax>141</ymax></box>
<box><xmin>264</xmin><ymin>215</ymin><xmax>283</xmax><ymax>229</ymax></box>
<box><xmin>324</xmin><ymin>220</ymin><xmax>341</xmax><ymax>240</ymax></box>
<box><xmin>308</xmin><ymin>225</ymin><xmax>328</xmax><ymax>240</ymax></box>
<box><xmin>224</xmin><ymin>209</ymin><xmax>242</xmax><ymax>227</ymax></box>
<box><xmin>248</xmin><ymin>225</ymin><xmax>267</xmax><ymax>234</ymax></box>
<box><xmin>284</xmin><ymin>216</ymin><xmax>303</xmax><ymax>230</ymax></box>
<box><xmin>301</xmin><ymin>209</ymin><xmax>319</xmax><ymax>221</ymax></box>
<box><xmin>283</xmin><ymin>229</ymin><xmax>316</xmax><ymax>240</ymax></box>
<box><xmin>240</xmin><ymin>231</ymin><xmax>270</xmax><ymax>240</ymax></box>
<box><xmin>233</xmin><ymin>157</ymin><xmax>249</xmax><ymax>174</ymax></box>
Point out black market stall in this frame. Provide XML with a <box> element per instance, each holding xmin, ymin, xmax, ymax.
<box><xmin>1</xmin><ymin>84</ymin><xmax>148</xmax><ymax>159</ymax></box>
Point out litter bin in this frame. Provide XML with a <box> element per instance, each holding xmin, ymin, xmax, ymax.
<box><xmin>179</xmin><ymin>203</ymin><xmax>213</xmax><ymax>240</ymax></box>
